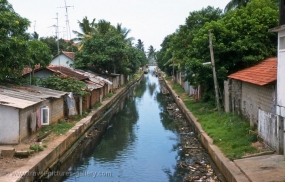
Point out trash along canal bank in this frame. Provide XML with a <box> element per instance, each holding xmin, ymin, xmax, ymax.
<box><xmin>0</xmin><ymin>74</ymin><xmax>143</xmax><ymax>182</ymax></box>
<box><xmin>162</xmin><ymin>78</ymin><xmax>250</xmax><ymax>182</ymax></box>
<box><xmin>42</xmin><ymin>66</ymin><xmax>226</xmax><ymax>182</ymax></box>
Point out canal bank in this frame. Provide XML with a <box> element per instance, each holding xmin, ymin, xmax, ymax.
<box><xmin>0</xmin><ymin>74</ymin><xmax>143</xmax><ymax>182</ymax></box>
<box><xmin>162</xmin><ymin>78</ymin><xmax>250</xmax><ymax>182</ymax></box>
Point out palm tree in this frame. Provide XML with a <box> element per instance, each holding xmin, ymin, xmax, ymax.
<box><xmin>135</xmin><ymin>39</ymin><xmax>145</xmax><ymax>52</ymax></box>
<box><xmin>224</xmin><ymin>0</ymin><xmax>250</xmax><ymax>12</ymax></box>
<box><xmin>115</xmin><ymin>23</ymin><xmax>134</xmax><ymax>45</ymax></box>
<box><xmin>72</xmin><ymin>16</ymin><xmax>96</xmax><ymax>50</ymax></box>
<box><xmin>96</xmin><ymin>19</ymin><xmax>112</xmax><ymax>35</ymax></box>
<box><xmin>147</xmin><ymin>45</ymin><xmax>156</xmax><ymax>63</ymax></box>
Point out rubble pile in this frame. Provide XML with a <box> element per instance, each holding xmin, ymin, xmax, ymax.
<box><xmin>166</xmin><ymin>99</ymin><xmax>221</xmax><ymax>182</ymax></box>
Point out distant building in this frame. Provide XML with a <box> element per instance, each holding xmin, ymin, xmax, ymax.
<box><xmin>50</xmin><ymin>51</ymin><xmax>75</xmax><ymax>68</ymax></box>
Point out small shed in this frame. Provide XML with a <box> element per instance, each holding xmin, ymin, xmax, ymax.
<box><xmin>0</xmin><ymin>85</ymin><xmax>67</xmax><ymax>144</ymax></box>
<box><xmin>225</xmin><ymin>58</ymin><xmax>277</xmax><ymax>126</ymax></box>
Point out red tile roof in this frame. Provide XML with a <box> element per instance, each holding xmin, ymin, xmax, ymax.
<box><xmin>47</xmin><ymin>66</ymin><xmax>88</xmax><ymax>81</ymax></box>
<box><xmin>62</xmin><ymin>51</ymin><xmax>75</xmax><ymax>60</ymax></box>
<box><xmin>228</xmin><ymin>58</ymin><xmax>277</xmax><ymax>86</ymax></box>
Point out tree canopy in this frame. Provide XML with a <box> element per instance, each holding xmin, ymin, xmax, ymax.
<box><xmin>157</xmin><ymin>0</ymin><xmax>278</xmax><ymax>102</ymax></box>
<box><xmin>0</xmin><ymin>0</ymin><xmax>30</xmax><ymax>81</ymax></box>
<box><xmin>74</xmin><ymin>18</ymin><xmax>147</xmax><ymax>75</ymax></box>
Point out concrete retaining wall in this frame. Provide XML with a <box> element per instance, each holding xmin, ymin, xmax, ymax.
<box><xmin>0</xmin><ymin>74</ymin><xmax>143</xmax><ymax>182</ymax></box>
<box><xmin>163</xmin><ymin>79</ymin><xmax>250</xmax><ymax>182</ymax></box>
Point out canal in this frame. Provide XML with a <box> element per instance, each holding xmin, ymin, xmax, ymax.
<box><xmin>45</xmin><ymin>66</ymin><xmax>224</xmax><ymax>182</ymax></box>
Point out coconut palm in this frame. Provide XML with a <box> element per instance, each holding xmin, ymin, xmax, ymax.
<box><xmin>115</xmin><ymin>23</ymin><xmax>134</xmax><ymax>45</ymax></box>
<box><xmin>96</xmin><ymin>19</ymin><xmax>112</xmax><ymax>35</ymax></box>
<box><xmin>135</xmin><ymin>39</ymin><xmax>145</xmax><ymax>52</ymax></box>
<box><xmin>224</xmin><ymin>0</ymin><xmax>250</xmax><ymax>12</ymax></box>
<box><xmin>72</xmin><ymin>16</ymin><xmax>96</xmax><ymax>50</ymax></box>
<box><xmin>147</xmin><ymin>45</ymin><xmax>156</xmax><ymax>63</ymax></box>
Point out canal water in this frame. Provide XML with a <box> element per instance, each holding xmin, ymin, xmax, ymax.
<box><xmin>45</xmin><ymin>66</ymin><xmax>223</xmax><ymax>182</ymax></box>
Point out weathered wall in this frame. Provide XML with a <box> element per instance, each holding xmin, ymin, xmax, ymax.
<box><xmin>0</xmin><ymin>105</ymin><xmax>19</xmax><ymax>144</ymax></box>
<box><xmin>228</xmin><ymin>79</ymin><xmax>276</xmax><ymax>124</ymax></box>
<box><xmin>82</xmin><ymin>94</ymin><xmax>91</xmax><ymax>111</ymax></box>
<box><xmin>229</xmin><ymin>79</ymin><xmax>242</xmax><ymax>115</ymax></box>
<box><xmin>241</xmin><ymin>82</ymin><xmax>275</xmax><ymax>124</ymax></box>
<box><xmin>19</xmin><ymin>97</ymin><xmax>65</xmax><ymax>142</ymax></box>
<box><xmin>91</xmin><ymin>89</ymin><xmax>100</xmax><ymax>106</ymax></box>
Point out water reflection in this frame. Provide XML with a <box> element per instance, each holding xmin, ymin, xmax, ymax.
<box><xmin>47</xmin><ymin>66</ymin><xmax>221</xmax><ymax>182</ymax></box>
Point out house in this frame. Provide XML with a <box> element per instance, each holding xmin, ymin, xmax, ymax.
<box><xmin>268</xmin><ymin>2</ymin><xmax>285</xmax><ymax>155</ymax></box>
<box><xmin>224</xmin><ymin>58</ymin><xmax>281</xmax><ymax>152</ymax></box>
<box><xmin>32</xmin><ymin>66</ymin><xmax>89</xmax><ymax>81</ymax></box>
<box><xmin>73</xmin><ymin>70</ymin><xmax>113</xmax><ymax>110</ymax></box>
<box><xmin>25</xmin><ymin>66</ymin><xmax>112</xmax><ymax>112</ymax></box>
<box><xmin>225</xmin><ymin>58</ymin><xmax>277</xmax><ymax>127</ymax></box>
<box><xmin>0</xmin><ymin>85</ymin><xmax>67</xmax><ymax>144</ymax></box>
<box><xmin>50</xmin><ymin>51</ymin><xmax>75</xmax><ymax>68</ymax></box>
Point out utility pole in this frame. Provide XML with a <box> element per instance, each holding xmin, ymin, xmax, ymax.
<box><xmin>33</xmin><ymin>20</ymin><xmax>36</xmax><ymax>32</ymax></box>
<box><xmin>53</xmin><ymin>13</ymin><xmax>60</xmax><ymax>55</ymax></box>
<box><xmin>208</xmin><ymin>30</ymin><xmax>221</xmax><ymax>117</ymax></box>
<box><xmin>58</xmin><ymin>0</ymin><xmax>74</xmax><ymax>40</ymax></box>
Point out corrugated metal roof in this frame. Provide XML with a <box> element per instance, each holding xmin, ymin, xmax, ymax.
<box><xmin>47</xmin><ymin>66</ymin><xmax>88</xmax><ymax>81</ymax></box>
<box><xmin>74</xmin><ymin>69</ymin><xmax>113</xmax><ymax>85</ymax></box>
<box><xmin>228</xmin><ymin>58</ymin><xmax>277</xmax><ymax>86</ymax></box>
<box><xmin>0</xmin><ymin>85</ymin><xmax>67</xmax><ymax>109</ymax></box>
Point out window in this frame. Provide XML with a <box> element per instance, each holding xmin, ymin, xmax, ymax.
<box><xmin>41</xmin><ymin>106</ymin><xmax>50</xmax><ymax>125</ymax></box>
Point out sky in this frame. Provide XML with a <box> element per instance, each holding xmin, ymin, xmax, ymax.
<box><xmin>8</xmin><ymin>0</ymin><xmax>230</xmax><ymax>51</ymax></box>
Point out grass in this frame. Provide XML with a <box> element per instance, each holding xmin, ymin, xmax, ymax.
<box><xmin>38</xmin><ymin>125</ymin><xmax>53</xmax><ymax>137</ymax></box>
<box><xmin>93</xmin><ymin>102</ymin><xmax>102</xmax><ymax>109</ymax></box>
<box><xmin>53</xmin><ymin>120</ymin><xmax>76</xmax><ymax>136</ymax></box>
<box><xmin>103</xmin><ymin>93</ymin><xmax>114</xmax><ymax>100</ymax></box>
<box><xmin>30</xmin><ymin>144</ymin><xmax>44</xmax><ymax>152</ymax></box>
<box><xmin>169</xmin><ymin>80</ymin><xmax>258</xmax><ymax>160</ymax></box>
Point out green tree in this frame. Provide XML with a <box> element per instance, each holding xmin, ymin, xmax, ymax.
<box><xmin>75</xmin><ymin>30</ymin><xmax>128</xmax><ymax>74</ymax></box>
<box><xmin>96</xmin><ymin>19</ymin><xmax>112</xmax><ymax>35</ymax></box>
<box><xmin>0</xmin><ymin>0</ymin><xmax>30</xmax><ymax>81</ymax></box>
<box><xmin>188</xmin><ymin>0</ymin><xmax>278</xmax><ymax>101</ymax></box>
<box><xmin>72</xmin><ymin>16</ymin><xmax>96</xmax><ymax>50</ymax></box>
<box><xmin>224</xmin><ymin>0</ymin><xmax>250</xmax><ymax>12</ymax></box>
<box><xmin>26</xmin><ymin>40</ymin><xmax>52</xmax><ymax>77</ymax></box>
<box><xmin>135</xmin><ymin>39</ymin><xmax>145</xmax><ymax>52</ymax></box>
<box><xmin>147</xmin><ymin>45</ymin><xmax>156</xmax><ymax>63</ymax></box>
<box><xmin>40</xmin><ymin>36</ymin><xmax>77</xmax><ymax>56</ymax></box>
<box><xmin>115</xmin><ymin>23</ymin><xmax>134</xmax><ymax>45</ymax></box>
<box><xmin>156</xmin><ymin>34</ymin><xmax>175</xmax><ymax>75</ymax></box>
<box><xmin>38</xmin><ymin>76</ymin><xmax>88</xmax><ymax>96</ymax></box>
<box><xmin>163</xmin><ymin>6</ymin><xmax>224</xmax><ymax>76</ymax></box>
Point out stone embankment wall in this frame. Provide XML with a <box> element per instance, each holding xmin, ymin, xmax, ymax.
<box><xmin>163</xmin><ymin>79</ymin><xmax>250</xmax><ymax>182</ymax></box>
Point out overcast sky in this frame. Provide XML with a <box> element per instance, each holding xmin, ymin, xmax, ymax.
<box><xmin>8</xmin><ymin>0</ymin><xmax>229</xmax><ymax>51</ymax></box>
